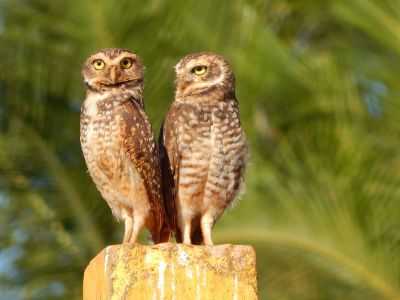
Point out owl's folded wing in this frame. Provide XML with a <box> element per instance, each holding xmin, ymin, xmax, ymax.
<box><xmin>159</xmin><ymin>103</ymin><xmax>183</xmax><ymax>239</ymax></box>
<box><xmin>120</xmin><ymin>98</ymin><xmax>165</xmax><ymax>235</ymax></box>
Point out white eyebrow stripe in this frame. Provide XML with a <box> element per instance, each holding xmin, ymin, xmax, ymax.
<box><xmin>183</xmin><ymin>69</ymin><xmax>226</xmax><ymax>94</ymax></box>
<box><xmin>92</xmin><ymin>53</ymin><xmax>131</xmax><ymax>65</ymax></box>
<box><xmin>109</xmin><ymin>55</ymin><xmax>128</xmax><ymax>64</ymax></box>
<box><xmin>185</xmin><ymin>60</ymin><xmax>204</xmax><ymax>70</ymax></box>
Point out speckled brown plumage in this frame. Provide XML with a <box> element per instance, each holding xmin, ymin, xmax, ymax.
<box><xmin>80</xmin><ymin>48</ymin><xmax>170</xmax><ymax>244</ymax></box>
<box><xmin>160</xmin><ymin>52</ymin><xmax>247</xmax><ymax>245</ymax></box>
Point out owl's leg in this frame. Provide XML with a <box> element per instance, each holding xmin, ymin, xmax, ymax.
<box><xmin>177</xmin><ymin>211</ymin><xmax>192</xmax><ymax>244</ymax></box>
<box><xmin>182</xmin><ymin>222</ymin><xmax>192</xmax><ymax>244</ymax></box>
<box><xmin>200</xmin><ymin>215</ymin><xmax>214</xmax><ymax>246</ymax></box>
<box><xmin>129</xmin><ymin>215</ymin><xmax>145</xmax><ymax>243</ymax></box>
<box><xmin>123</xmin><ymin>216</ymin><xmax>134</xmax><ymax>244</ymax></box>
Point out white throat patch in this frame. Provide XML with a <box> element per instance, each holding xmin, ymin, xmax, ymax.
<box><xmin>84</xmin><ymin>94</ymin><xmax>108</xmax><ymax>117</ymax></box>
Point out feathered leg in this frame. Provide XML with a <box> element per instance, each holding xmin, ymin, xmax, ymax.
<box><xmin>201</xmin><ymin>215</ymin><xmax>214</xmax><ymax>246</ymax></box>
<box><xmin>123</xmin><ymin>216</ymin><xmax>134</xmax><ymax>244</ymax></box>
<box><xmin>129</xmin><ymin>215</ymin><xmax>145</xmax><ymax>243</ymax></box>
<box><xmin>177</xmin><ymin>212</ymin><xmax>192</xmax><ymax>244</ymax></box>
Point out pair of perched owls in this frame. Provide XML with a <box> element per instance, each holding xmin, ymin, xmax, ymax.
<box><xmin>80</xmin><ymin>48</ymin><xmax>247</xmax><ymax>246</ymax></box>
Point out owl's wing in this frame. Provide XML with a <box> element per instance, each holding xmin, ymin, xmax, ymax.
<box><xmin>159</xmin><ymin>103</ymin><xmax>182</xmax><ymax>239</ymax></box>
<box><xmin>120</xmin><ymin>98</ymin><xmax>167</xmax><ymax>242</ymax></box>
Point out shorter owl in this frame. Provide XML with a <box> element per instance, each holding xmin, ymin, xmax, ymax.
<box><xmin>80</xmin><ymin>48</ymin><xmax>169</xmax><ymax>244</ymax></box>
<box><xmin>160</xmin><ymin>52</ymin><xmax>247</xmax><ymax>245</ymax></box>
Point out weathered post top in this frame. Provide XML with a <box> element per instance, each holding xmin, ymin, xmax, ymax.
<box><xmin>83</xmin><ymin>243</ymin><xmax>258</xmax><ymax>300</ymax></box>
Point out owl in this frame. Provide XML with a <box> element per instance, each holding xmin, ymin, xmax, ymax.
<box><xmin>80</xmin><ymin>48</ymin><xmax>169</xmax><ymax>244</ymax></box>
<box><xmin>159</xmin><ymin>52</ymin><xmax>247</xmax><ymax>245</ymax></box>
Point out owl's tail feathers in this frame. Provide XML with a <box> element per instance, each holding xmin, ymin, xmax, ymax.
<box><xmin>148</xmin><ymin>218</ymin><xmax>173</xmax><ymax>244</ymax></box>
<box><xmin>158</xmin><ymin>220</ymin><xmax>173</xmax><ymax>243</ymax></box>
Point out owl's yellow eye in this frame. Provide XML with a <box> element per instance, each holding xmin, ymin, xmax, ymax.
<box><xmin>192</xmin><ymin>65</ymin><xmax>207</xmax><ymax>76</ymax></box>
<box><xmin>93</xmin><ymin>59</ymin><xmax>105</xmax><ymax>70</ymax></box>
<box><xmin>121</xmin><ymin>57</ymin><xmax>132</xmax><ymax>69</ymax></box>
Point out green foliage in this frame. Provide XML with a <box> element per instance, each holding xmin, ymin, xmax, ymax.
<box><xmin>0</xmin><ymin>0</ymin><xmax>399</xmax><ymax>299</ymax></box>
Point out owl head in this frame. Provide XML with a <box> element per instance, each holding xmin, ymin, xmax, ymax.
<box><xmin>174</xmin><ymin>52</ymin><xmax>235</xmax><ymax>99</ymax></box>
<box><xmin>82</xmin><ymin>48</ymin><xmax>144</xmax><ymax>93</ymax></box>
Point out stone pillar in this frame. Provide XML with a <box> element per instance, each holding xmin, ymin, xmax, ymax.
<box><xmin>83</xmin><ymin>243</ymin><xmax>258</xmax><ymax>300</ymax></box>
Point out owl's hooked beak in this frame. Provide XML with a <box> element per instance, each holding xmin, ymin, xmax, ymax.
<box><xmin>109</xmin><ymin>66</ymin><xmax>119</xmax><ymax>84</ymax></box>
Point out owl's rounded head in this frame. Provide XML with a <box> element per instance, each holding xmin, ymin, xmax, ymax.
<box><xmin>174</xmin><ymin>52</ymin><xmax>235</xmax><ymax>98</ymax></box>
<box><xmin>82</xmin><ymin>48</ymin><xmax>144</xmax><ymax>93</ymax></box>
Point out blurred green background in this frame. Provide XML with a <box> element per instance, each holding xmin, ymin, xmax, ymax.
<box><xmin>1</xmin><ymin>0</ymin><xmax>400</xmax><ymax>299</ymax></box>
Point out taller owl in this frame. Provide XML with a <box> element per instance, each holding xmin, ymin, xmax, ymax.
<box><xmin>80</xmin><ymin>48</ymin><xmax>169</xmax><ymax>244</ymax></box>
<box><xmin>160</xmin><ymin>52</ymin><xmax>248</xmax><ymax>245</ymax></box>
